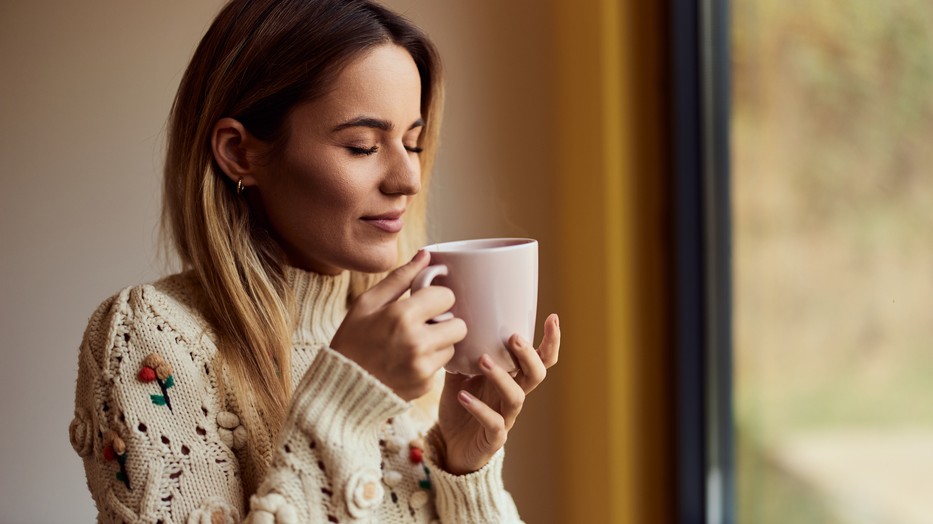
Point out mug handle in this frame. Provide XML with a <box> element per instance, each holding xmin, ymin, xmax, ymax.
<box><xmin>411</xmin><ymin>264</ymin><xmax>455</xmax><ymax>323</ymax></box>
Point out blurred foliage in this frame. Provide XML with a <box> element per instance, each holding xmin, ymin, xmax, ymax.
<box><xmin>732</xmin><ymin>0</ymin><xmax>933</xmax><ymax>435</ymax></box>
<box><xmin>732</xmin><ymin>0</ymin><xmax>933</xmax><ymax>522</ymax></box>
<box><xmin>734</xmin><ymin>0</ymin><xmax>933</xmax><ymax>218</ymax></box>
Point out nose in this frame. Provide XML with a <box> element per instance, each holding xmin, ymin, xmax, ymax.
<box><xmin>380</xmin><ymin>144</ymin><xmax>422</xmax><ymax>196</ymax></box>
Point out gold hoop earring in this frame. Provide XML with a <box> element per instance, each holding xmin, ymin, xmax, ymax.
<box><xmin>236</xmin><ymin>178</ymin><xmax>245</xmax><ymax>195</ymax></box>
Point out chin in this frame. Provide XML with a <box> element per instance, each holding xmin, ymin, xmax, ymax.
<box><xmin>349</xmin><ymin>249</ymin><xmax>398</xmax><ymax>274</ymax></box>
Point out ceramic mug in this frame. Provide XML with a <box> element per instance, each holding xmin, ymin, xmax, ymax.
<box><xmin>411</xmin><ymin>238</ymin><xmax>538</xmax><ymax>376</ymax></box>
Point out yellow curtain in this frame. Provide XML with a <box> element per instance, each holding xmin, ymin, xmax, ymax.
<box><xmin>553</xmin><ymin>0</ymin><xmax>671</xmax><ymax>522</ymax></box>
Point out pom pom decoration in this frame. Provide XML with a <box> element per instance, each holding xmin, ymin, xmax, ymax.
<box><xmin>139</xmin><ymin>353</ymin><xmax>175</xmax><ymax>411</ymax></box>
<box><xmin>138</xmin><ymin>367</ymin><xmax>156</xmax><ymax>383</ymax></box>
<box><xmin>103</xmin><ymin>430</ymin><xmax>131</xmax><ymax>490</ymax></box>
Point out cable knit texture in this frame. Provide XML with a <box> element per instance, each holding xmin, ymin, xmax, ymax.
<box><xmin>71</xmin><ymin>268</ymin><xmax>522</xmax><ymax>523</ymax></box>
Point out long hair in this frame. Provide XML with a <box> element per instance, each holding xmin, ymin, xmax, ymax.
<box><xmin>161</xmin><ymin>0</ymin><xmax>443</xmax><ymax>485</ymax></box>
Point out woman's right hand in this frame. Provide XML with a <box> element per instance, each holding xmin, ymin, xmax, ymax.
<box><xmin>330</xmin><ymin>250</ymin><xmax>467</xmax><ymax>400</ymax></box>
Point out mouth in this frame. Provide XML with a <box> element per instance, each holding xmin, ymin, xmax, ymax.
<box><xmin>361</xmin><ymin>209</ymin><xmax>405</xmax><ymax>234</ymax></box>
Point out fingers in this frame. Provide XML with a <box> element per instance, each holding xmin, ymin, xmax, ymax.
<box><xmin>407</xmin><ymin>285</ymin><xmax>456</xmax><ymax>322</ymax></box>
<box><xmin>358</xmin><ymin>250</ymin><xmax>430</xmax><ymax>310</ymax></box>
<box><xmin>536</xmin><ymin>314</ymin><xmax>560</xmax><ymax>368</ymax></box>
<box><xmin>426</xmin><ymin>316</ymin><xmax>467</xmax><ymax>348</ymax></box>
<box><xmin>456</xmin><ymin>390</ymin><xmax>508</xmax><ymax>450</ymax></box>
<box><xmin>476</xmin><ymin>354</ymin><xmax>525</xmax><ymax>428</ymax></box>
<box><xmin>508</xmin><ymin>334</ymin><xmax>547</xmax><ymax>394</ymax></box>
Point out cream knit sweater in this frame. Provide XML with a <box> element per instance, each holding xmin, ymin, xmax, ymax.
<box><xmin>69</xmin><ymin>267</ymin><xmax>522</xmax><ymax>523</ymax></box>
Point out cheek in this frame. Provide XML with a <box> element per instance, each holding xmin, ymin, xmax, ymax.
<box><xmin>271</xmin><ymin>155</ymin><xmax>367</xmax><ymax>226</ymax></box>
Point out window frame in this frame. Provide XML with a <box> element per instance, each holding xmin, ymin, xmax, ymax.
<box><xmin>670</xmin><ymin>0</ymin><xmax>735</xmax><ymax>522</ymax></box>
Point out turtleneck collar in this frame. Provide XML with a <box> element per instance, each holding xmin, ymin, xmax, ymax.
<box><xmin>285</xmin><ymin>266</ymin><xmax>351</xmax><ymax>345</ymax></box>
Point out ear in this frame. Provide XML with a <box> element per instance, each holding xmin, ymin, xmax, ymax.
<box><xmin>211</xmin><ymin>117</ymin><xmax>265</xmax><ymax>189</ymax></box>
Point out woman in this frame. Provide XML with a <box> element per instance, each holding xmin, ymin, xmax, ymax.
<box><xmin>68</xmin><ymin>0</ymin><xmax>560</xmax><ymax>522</ymax></box>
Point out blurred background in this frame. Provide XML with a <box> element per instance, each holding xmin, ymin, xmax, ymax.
<box><xmin>733</xmin><ymin>0</ymin><xmax>933</xmax><ymax>522</ymax></box>
<box><xmin>3</xmin><ymin>0</ymin><xmax>932</xmax><ymax>523</ymax></box>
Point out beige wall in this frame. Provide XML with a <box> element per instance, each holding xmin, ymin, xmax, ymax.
<box><xmin>0</xmin><ymin>1</ymin><xmax>558</xmax><ymax>522</ymax></box>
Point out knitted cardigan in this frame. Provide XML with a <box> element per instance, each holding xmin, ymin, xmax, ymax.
<box><xmin>69</xmin><ymin>267</ymin><xmax>522</xmax><ymax>523</ymax></box>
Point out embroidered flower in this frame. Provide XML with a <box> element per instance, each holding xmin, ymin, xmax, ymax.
<box><xmin>409</xmin><ymin>489</ymin><xmax>429</xmax><ymax>509</ymax></box>
<box><xmin>187</xmin><ymin>497</ymin><xmax>239</xmax><ymax>524</ymax></box>
<box><xmin>409</xmin><ymin>438</ymin><xmax>425</xmax><ymax>464</ymax></box>
<box><xmin>383</xmin><ymin>469</ymin><xmax>402</xmax><ymax>488</ymax></box>
<box><xmin>216</xmin><ymin>411</ymin><xmax>248</xmax><ymax>450</ymax></box>
<box><xmin>140</xmin><ymin>353</ymin><xmax>175</xmax><ymax>411</ymax></box>
<box><xmin>103</xmin><ymin>430</ymin><xmax>131</xmax><ymax>489</ymax></box>
<box><xmin>386</xmin><ymin>436</ymin><xmax>405</xmax><ymax>453</ymax></box>
<box><xmin>69</xmin><ymin>407</ymin><xmax>93</xmax><ymax>457</ymax></box>
<box><xmin>249</xmin><ymin>493</ymin><xmax>297</xmax><ymax>524</ymax></box>
<box><xmin>346</xmin><ymin>468</ymin><xmax>384</xmax><ymax>518</ymax></box>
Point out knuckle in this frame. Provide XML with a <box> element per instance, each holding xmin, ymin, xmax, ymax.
<box><xmin>490</xmin><ymin>421</ymin><xmax>508</xmax><ymax>444</ymax></box>
<box><xmin>530</xmin><ymin>365</ymin><xmax>547</xmax><ymax>384</ymax></box>
<box><xmin>353</xmin><ymin>293</ymin><xmax>374</xmax><ymax>311</ymax></box>
<box><xmin>413</xmin><ymin>359</ymin><xmax>436</xmax><ymax>380</ymax></box>
<box><xmin>439</xmin><ymin>286</ymin><xmax>456</xmax><ymax>306</ymax></box>
<box><xmin>507</xmin><ymin>391</ymin><xmax>525</xmax><ymax>412</ymax></box>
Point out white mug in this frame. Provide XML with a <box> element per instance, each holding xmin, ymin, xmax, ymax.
<box><xmin>412</xmin><ymin>238</ymin><xmax>538</xmax><ymax>376</ymax></box>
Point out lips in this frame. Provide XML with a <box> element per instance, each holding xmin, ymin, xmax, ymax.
<box><xmin>361</xmin><ymin>210</ymin><xmax>405</xmax><ymax>233</ymax></box>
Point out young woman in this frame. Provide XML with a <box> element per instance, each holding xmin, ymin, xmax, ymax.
<box><xmin>68</xmin><ymin>0</ymin><xmax>560</xmax><ymax>522</ymax></box>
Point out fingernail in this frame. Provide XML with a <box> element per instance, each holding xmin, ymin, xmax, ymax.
<box><xmin>412</xmin><ymin>249</ymin><xmax>425</xmax><ymax>262</ymax></box>
<box><xmin>479</xmin><ymin>354</ymin><xmax>493</xmax><ymax>371</ymax></box>
<box><xmin>458</xmin><ymin>390</ymin><xmax>473</xmax><ymax>404</ymax></box>
<box><xmin>554</xmin><ymin>314</ymin><xmax>560</xmax><ymax>329</ymax></box>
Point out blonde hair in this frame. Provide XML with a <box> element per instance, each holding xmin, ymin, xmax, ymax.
<box><xmin>161</xmin><ymin>0</ymin><xmax>443</xmax><ymax>486</ymax></box>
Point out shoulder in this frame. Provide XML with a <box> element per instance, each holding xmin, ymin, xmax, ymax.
<box><xmin>79</xmin><ymin>271</ymin><xmax>216</xmax><ymax>370</ymax></box>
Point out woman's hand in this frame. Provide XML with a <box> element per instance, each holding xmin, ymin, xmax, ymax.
<box><xmin>437</xmin><ymin>313</ymin><xmax>560</xmax><ymax>475</ymax></box>
<box><xmin>330</xmin><ymin>250</ymin><xmax>467</xmax><ymax>401</ymax></box>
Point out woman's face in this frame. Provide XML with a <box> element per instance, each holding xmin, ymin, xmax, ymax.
<box><xmin>252</xmin><ymin>44</ymin><xmax>424</xmax><ymax>275</ymax></box>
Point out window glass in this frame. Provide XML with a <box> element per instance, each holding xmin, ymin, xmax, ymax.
<box><xmin>732</xmin><ymin>1</ymin><xmax>933</xmax><ymax>522</ymax></box>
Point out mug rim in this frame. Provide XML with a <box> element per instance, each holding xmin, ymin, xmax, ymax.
<box><xmin>422</xmin><ymin>237</ymin><xmax>537</xmax><ymax>253</ymax></box>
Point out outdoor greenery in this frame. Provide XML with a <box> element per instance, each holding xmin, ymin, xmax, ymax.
<box><xmin>732</xmin><ymin>0</ymin><xmax>933</xmax><ymax>522</ymax></box>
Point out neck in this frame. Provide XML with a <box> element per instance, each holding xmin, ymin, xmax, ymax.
<box><xmin>285</xmin><ymin>266</ymin><xmax>351</xmax><ymax>345</ymax></box>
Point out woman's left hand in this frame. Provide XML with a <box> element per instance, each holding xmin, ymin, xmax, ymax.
<box><xmin>437</xmin><ymin>313</ymin><xmax>560</xmax><ymax>475</ymax></box>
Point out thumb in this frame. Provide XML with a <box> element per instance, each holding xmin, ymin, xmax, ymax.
<box><xmin>359</xmin><ymin>249</ymin><xmax>430</xmax><ymax>309</ymax></box>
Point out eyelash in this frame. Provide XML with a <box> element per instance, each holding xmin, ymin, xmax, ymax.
<box><xmin>346</xmin><ymin>145</ymin><xmax>424</xmax><ymax>156</ymax></box>
<box><xmin>348</xmin><ymin>145</ymin><xmax>379</xmax><ymax>156</ymax></box>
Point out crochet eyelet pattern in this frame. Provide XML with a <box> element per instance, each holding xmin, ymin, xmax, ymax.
<box><xmin>138</xmin><ymin>353</ymin><xmax>175</xmax><ymax>411</ymax></box>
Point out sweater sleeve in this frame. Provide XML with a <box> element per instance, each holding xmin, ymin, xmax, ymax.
<box><xmin>246</xmin><ymin>345</ymin><xmax>410</xmax><ymax>522</ymax></box>
<box><xmin>422</xmin><ymin>426</ymin><xmax>524</xmax><ymax>523</ymax></box>
<box><xmin>69</xmin><ymin>284</ymin><xmax>409</xmax><ymax>523</ymax></box>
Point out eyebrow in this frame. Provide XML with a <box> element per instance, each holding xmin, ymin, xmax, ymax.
<box><xmin>331</xmin><ymin>117</ymin><xmax>425</xmax><ymax>133</ymax></box>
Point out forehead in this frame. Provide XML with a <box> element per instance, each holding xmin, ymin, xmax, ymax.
<box><xmin>296</xmin><ymin>44</ymin><xmax>423</xmax><ymax>129</ymax></box>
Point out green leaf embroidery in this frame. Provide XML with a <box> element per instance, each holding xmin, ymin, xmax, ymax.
<box><xmin>164</xmin><ymin>375</ymin><xmax>174</xmax><ymax>389</ymax></box>
<box><xmin>151</xmin><ymin>394</ymin><xmax>167</xmax><ymax>406</ymax></box>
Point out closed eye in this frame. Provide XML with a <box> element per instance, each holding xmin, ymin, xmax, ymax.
<box><xmin>347</xmin><ymin>145</ymin><xmax>379</xmax><ymax>156</ymax></box>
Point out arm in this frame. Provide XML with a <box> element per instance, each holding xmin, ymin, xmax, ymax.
<box><xmin>70</xmin><ymin>284</ymin><xmax>408</xmax><ymax>523</ymax></box>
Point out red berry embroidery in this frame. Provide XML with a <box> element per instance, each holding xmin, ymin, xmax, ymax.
<box><xmin>103</xmin><ymin>431</ymin><xmax>131</xmax><ymax>490</ymax></box>
<box><xmin>139</xmin><ymin>354</ymin><xmax>175</xmax><ymax>411</ymax></box>
<box><xmin>138</xmin><ymin>367</ymin><xmax>156</xmax><ymax>383</ymax></box>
